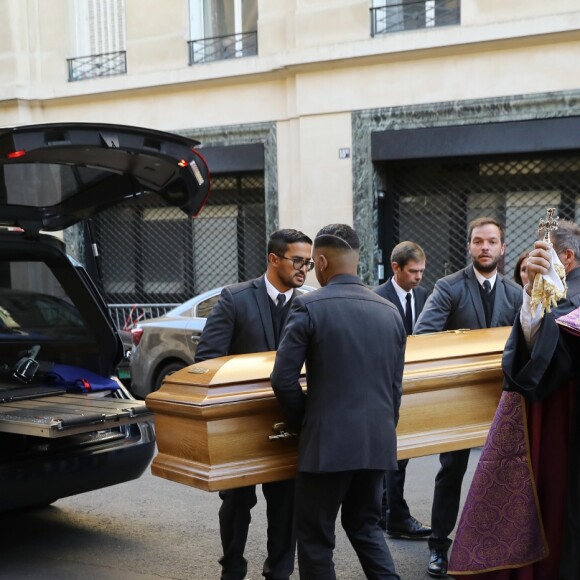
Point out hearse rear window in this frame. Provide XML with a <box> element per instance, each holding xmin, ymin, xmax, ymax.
<box><xmin>0</xmin><ymin>261</ymin><xmax>88</xmax><ymax>340</ymax></box>
<box><xmin>2</xmin><ymin>163</ymin><xmax>106</xmax><ymax>208</ymax></box>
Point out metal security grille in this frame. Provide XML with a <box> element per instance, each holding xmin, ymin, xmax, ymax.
<box><xmin>92</xmin><ymin>173</ymin><xmax>266</xmax><ymax>329</ymax></box>
<box><xmin>380</xmin><ymin>154</ymin><xmax>580</xmax><ymax>291</ymax></box>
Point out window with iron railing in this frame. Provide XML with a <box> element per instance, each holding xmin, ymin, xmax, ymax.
<box><xmin>188</xmin><ymin>0</ymin><xmax>257</xmax><ymax>64</ymax></box>
<box><xmin>188</xmin><ymin>31</ymin><xmax>257</xmax><ymax>64</ymax></box>
<box><xmin>69</xmin><ymin>0</ymin><xmax>126</xmax><ymax>81</ymax></box>
<box><xmin>371</xmin><ymin>0</ymin><xmax>460</xmax><ymax>36</ymax></box>
<box><xmin>67</xmin><ymin>51</ymin><xmax>127</xmax><ymax>82</ymax></box>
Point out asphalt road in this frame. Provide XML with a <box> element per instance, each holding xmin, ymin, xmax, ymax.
<box><xmin>0</xmin><ymin>448</ymin><xmax>481</xmax><ymax>580</ymax></box>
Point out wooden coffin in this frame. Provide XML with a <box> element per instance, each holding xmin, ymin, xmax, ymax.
<box><xmin>146</xmin><ymin>326</ymin><xmax>511</xmax><ymax>492</ymax></box>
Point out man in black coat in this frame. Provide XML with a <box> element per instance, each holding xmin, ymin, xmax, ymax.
<box><xmin>195</xmin><ymin>228</ymin><xmax>313</xmax><ymax>580</ymax></box>
<box><xmin>414</xmin><ymin>217</ymin><xmax>523</xmax><ymax>578</ymax></box>
<box><xmin>271</xmin><ymin>224</ymin><xmax>405</xmax><ymax>579</ymax></box>
<box><xmin>500</xmin><ymin>220</ymin><xmax>580</xmax><ymax>578</ymax></box>
<box><xmin>374</xmin><ymin>241</ymin><xmax>431</xmax><ymax>540</ymax></box>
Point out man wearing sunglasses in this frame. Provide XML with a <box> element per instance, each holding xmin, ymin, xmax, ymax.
<box><xmin>195</xmin><ymin>228</ymin><xmax>313</xmax><ymax>580</ymax></box>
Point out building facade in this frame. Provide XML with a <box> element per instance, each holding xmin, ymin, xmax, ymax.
<box><xmin>2</xmin><ymin>0</ymin><xmax>580</xmax><ymax>311</ymax></box>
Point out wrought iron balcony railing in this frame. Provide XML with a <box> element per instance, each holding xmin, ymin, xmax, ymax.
<box><xmin>371</xmin><ymin>0</ymin><xmax>460</xmax><ymax>36</ymax></box>
<box><xmin>188</xmin><ymin>31</ymin><xmax>257</xmax><ymax>65</ymax></box>
<box><xmin>67</xmin><ymin>50</ymin><xmax>127</xmax><ymax>82</ymax></box>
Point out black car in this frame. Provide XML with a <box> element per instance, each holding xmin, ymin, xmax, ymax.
<box><xmin>0</xmin><ymin>122</ymin><xmax>210</xmax><ymax>511</ymax></box>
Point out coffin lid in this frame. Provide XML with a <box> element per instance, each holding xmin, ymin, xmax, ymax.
<box><xmin>147</xmin><ymin>326</ymin><xmax>512</xmax><ymax>408</ymax></box>
<box><xmin>0</xmin><ymin>123</ymin><xmax>210</xmax><ymax>235</ymax></box>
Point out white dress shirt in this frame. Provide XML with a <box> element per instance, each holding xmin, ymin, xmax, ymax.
<box><xmin>391</xmin><ymin>278</ymin><xmax>416</xmax><ymax>328</ymax></box>
<box><xmin>474</xmin><ymin>270</ymin><xmax>497</xmax><ymax>290</ymax></box>
<box><xmin>265</xmin><ymin>274</ymin><xmax>293</xmax><ymax>305</ymax></box>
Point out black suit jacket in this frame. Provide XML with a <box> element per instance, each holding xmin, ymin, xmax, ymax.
<box><xmin>374</xmin><ymin>279</ymin><xmax>428</xmax><ymax>331</ymax></box>
<box><xmin>414</xmin><ymin>265</ymin><xmax>522</xmax><ymax>334</ymax></box>
<box><xmin>503</xmin><ymin>265</ymin><xmax>580</xmax><ymax>402</ymax></box>
<box><xmin>195</xmin><ymin>275</ymin><xmax>299</xmax><ymax>361</ymax></box>
<box><xmin>271</xmin><ymin>274</ymin><xmax>406</xmax><ymax>473</ymax></box>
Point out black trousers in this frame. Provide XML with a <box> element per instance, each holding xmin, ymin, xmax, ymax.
<box><xmin>295</xmin><ymin>469</ymin><xmax>400</xmax><ymax>580</ymax></box>
<box><xmin>218</xmin><ymin>479</ymin><xmax>296</xmax><ymax>580</ymax></box>
<box><xmin>428</xmin><ymin>448</ymin><xmax>471</xmax><ymax>551</ymax></box>
<box><xmin>381</xmin><ymin>458</ymin><xmax>411</xmax><ymax>526</ymax></box>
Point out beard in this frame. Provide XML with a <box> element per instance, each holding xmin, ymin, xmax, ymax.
<box><xmin>472</xmin><ymin>255</ymin><xmax>501</xmax><ymax>274</ymax></box>
<box><xmin>285</xmin><ymin>272</ymin><xmax>306</xmax><ymax>288</ymax></box>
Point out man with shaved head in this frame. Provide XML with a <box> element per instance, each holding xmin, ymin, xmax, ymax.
<box><xmin>271</xmin><ymin>223</ymin><xmax>405</xmax><ymax>579</ymax></box>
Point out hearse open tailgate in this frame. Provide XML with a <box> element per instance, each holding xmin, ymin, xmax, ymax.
<box><xmin>0</xmin><ymin>392</ymin><xmax>153</xmax><ymax>438</ymax></box>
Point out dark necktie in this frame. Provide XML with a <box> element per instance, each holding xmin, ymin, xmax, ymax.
<box><xmin>482</xmin><ymin>280</ymin><xmax>492</xmax><ymax>327</ymax></box>
<box><xmin>404</xmin><ymin>292</ymin><xmax>413</xmax><ymax>335</ymax></box>
<box><xmin>276</xmin><ymin>293</ymin><xmax>286</xmax><ymax>310</ymax></box>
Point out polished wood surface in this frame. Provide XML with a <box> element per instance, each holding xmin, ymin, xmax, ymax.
<box><xmin>146</xmin><ymin>326</ymin><xmax>511</xmax><ymax>491</ymax></box>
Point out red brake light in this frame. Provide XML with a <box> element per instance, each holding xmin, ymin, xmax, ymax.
<box><xmin>7</xmin><ymin>150</ymin><xmax>26</xmax><ymax>159</ymax></box>
<box><xmin>131</xmin><ymin>327</ymin><xmax>144</xmax><ymax>347</ymax></box>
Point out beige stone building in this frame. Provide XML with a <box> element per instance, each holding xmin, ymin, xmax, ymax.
<box><xmin>2</xmin><ymin>0</ymin><xmax>580</xmax><ymax>307</ymax></box>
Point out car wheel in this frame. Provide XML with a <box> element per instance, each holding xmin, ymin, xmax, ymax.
<box><xmin>153</xmin><ymin>361</ymin><xmax>186</xmax><ymax>392</ymax></box>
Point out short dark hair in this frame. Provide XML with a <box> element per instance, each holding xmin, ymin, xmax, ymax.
<box><xmin>513</xmin><ymin>250</ymin><xmax>529</xmax><ymax>287</ymax></box>
<box><xmin>550</xmin><ymin>220</ymin><xmax>580</xmax><ymax>261</ymax></box>
<box><xmin>267</xmin><ymin>229</ymin><xmax>312</xmax><ymax>255</ymax></box>
<box><xmin>467</xmin><ymin>217</ymin><xmax>505</xmax><ymax>244</ymax></box>
<box><xmin>314</xmin><ymin>224</ymin><xmax>360</xmax><ymax>251</ymax></box>
<box><xmin>391</xmin><ymin>241</ymin><xmax>426</xmax><ymax>268</ymax></box>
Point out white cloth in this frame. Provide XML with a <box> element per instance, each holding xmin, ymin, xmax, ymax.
<box><xmin>520</xmin><ymin>247</ymin><xmax>566</xmax><ymax>348</ymax></box>
<box><xmin>520</xmin><ymin>290</ymin><xmax>543</xmax><ymax>349</ymax></box>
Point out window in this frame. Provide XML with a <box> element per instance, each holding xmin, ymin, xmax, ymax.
<box><xmin>68</xmin><ymin>0</ymin><xmax>127</xmax><ymax>81</ymax></box>
<box><xmin>188</xmin><ymin>0</ymin><xmax>258</xmax><ymax>64</ymax></box>
<box><xmin>0</xmin><ymin>262</ymin><xmax>89</xmax><ymax>341</ymax></box>
<box><xmin>371</xmin><ymin>0</ymin><xmax>460</xmax><ymax>36</ymax></box>
<box><xmin>195</xmin><ymin>295</ymin><xmax>221</xmax><ymax>318</ymax></box>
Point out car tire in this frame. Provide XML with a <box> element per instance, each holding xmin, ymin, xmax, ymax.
<box><xmin>153</xmin><ymin>361</ymin><xmax>186</xmax><ymax>392</ymax></box>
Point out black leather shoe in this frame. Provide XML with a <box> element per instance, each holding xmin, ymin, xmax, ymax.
<box><xmin>386</xmin><ymin>516</ymin><xmax>431</xmax><ymax>539</ymax></box>
<box><xmin>427</xmin><ymin>549</ymin><xmax>448</xmax><ymax>578</ymax></box>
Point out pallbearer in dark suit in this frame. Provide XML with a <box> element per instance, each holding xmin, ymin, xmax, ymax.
<box><xmin>414</xmin><ymin>217</ymin><xmax>523</xmax><ymax>578</ymax></box>
<box><xmin>374</xmin><ymin>241</ymin><xmax>431</xmax><ymax>540</ymax></box>
<box><xmin>271</xmin><ymin>224</ymin><xmax>405</xmax><ymax>580</ymax></box>
<box><xmin>195</xmin><ymin>229</ymin><xmax>313</xmax><ymax>580</ymax></box>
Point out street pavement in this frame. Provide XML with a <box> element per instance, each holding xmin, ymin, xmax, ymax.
<box><xmin>0</xmin><ymin>448</ymin><xmax>481</xmax><ymax>579</ymax></box>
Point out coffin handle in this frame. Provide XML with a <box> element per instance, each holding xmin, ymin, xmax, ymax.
<box><xmin>268</xmin><ymin>422</ymin><xmax>297</xmax><ymax>441</ymax></box>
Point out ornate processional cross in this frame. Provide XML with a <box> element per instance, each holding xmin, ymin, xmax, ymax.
<box><xmin>538</xmin><ymin>207</ymin><xmax>559</xmax><ymax>243</ymax></box>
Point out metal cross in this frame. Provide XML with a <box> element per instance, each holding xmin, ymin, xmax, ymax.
<box><xmin>538</xmin><ymin>207</ymin><xmax>559</xmax><ymax>242</ymax></box>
